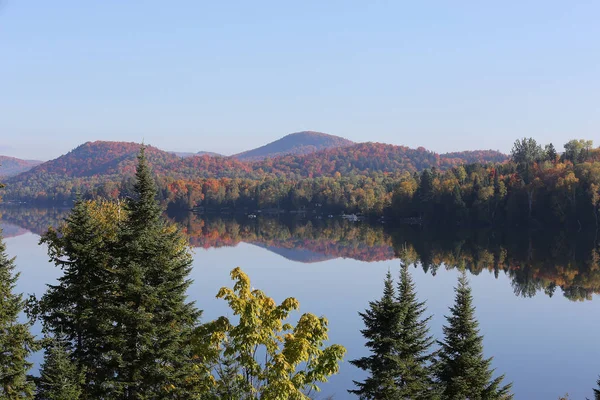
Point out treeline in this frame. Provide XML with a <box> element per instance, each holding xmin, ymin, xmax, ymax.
<box><xmin>393</xmin><ymin>138</ymin><xmax>600</xmax><ymax>229</ymax></box>
<box><xmin>3</xmin><ymin>141</ymin><xmax>506</xmax><ymax>209</ymax></box>
<box><xmin>8</xmin><ymin>138</ymin><xmax>600</xmax><ymax>230</ymax></box>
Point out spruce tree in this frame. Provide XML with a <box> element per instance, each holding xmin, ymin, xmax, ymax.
<box><xmin>594</xmin><ymin>376</ymin><xmax>600</xmax><ymax>400</ymax></box>
<box><xmin>0</xmin><ymin>229</ymin><xmax>38</xmax><ymax>399</ymax></box>
<box><xmin>349</xmin><ymin>271</ymin><xmax>402</xmax><ymax>399</ymax></box>
<box><xmin>393</xmin><ymin>263</ymin><xmax>438</xmax><ymax>399</ymax></box>
<box><xmin>36</xmin><ymin>334</ymin><xmax>85</xmax><ymax>400</ymax></box>
<box><xmin>437</xmin><ymin>272</ymin><xmax>513</xmax><ymax>399</ymax></box>
<box><xmin>37</xmin><ymin>199</ymin><xmax>122</xmax><ymax>398</ymax></box>
<box><xmin>112</xmin><ymin>147</ymin><xmax>202</xmax><ymax>398</ymax></box>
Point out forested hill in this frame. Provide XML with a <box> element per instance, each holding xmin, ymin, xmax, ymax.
<box><xmin>0</xmin><ymin>156</ymin><xmax>43</xmax><ymax>177</ymax></box>
<box><xmin>233</xmin><ymin>131</ymin><xmax>355</xmax><ymax>161</ymax></box>
<box><xmin>2</xmin><ymin>139</ymin><xmax>507</xmax><ymax>204</ymax></box>
<box><xmin>440</xmin><ymin>150</ymin><xmax>508</xmax><ymax>164</ymax></box>
<box><xmin>9</xmin><ymin>140</ymin><xmax>507</xmax><ymax>181</ymax></box>
<box><xmin>14</xmin><ymin>141</ymin><xmax>186</xmax><ymax>179</ymax></box>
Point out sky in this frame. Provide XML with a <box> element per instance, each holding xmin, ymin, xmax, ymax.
<box><xmin>1</xmin><ymin>1</ymin><xmax>599</xmax><ymax>160</ymax></box>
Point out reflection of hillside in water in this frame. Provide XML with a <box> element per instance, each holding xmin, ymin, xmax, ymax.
<box><xmin>0</xmin><ymin>222</ymin><xmax>29</xmax><ymax>239</ymax></box>
<box><xmin>172</xmin><ymin>214</ymin><xmax>396</xmax><ymax>263</ymax></box>
<box><xmin>0</xmin><ymin>206</ymin><xmax>70</xmax><ymax>237</ymax></box>
<box><xmin>2</xmin><ymin>206</ymin><xmax>600</xmax><ymax>301</ymax></box>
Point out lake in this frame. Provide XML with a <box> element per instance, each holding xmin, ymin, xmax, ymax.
<box><xmin>2</xmin><ymin>206</ymin><xmax>600</xmax><ymax>399</ymax></box>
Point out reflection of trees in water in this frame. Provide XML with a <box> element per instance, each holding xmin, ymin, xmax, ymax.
<box><xmin>3</xmin><ymin>206</ymin><xmax>600</xmax><ymax>301</ymax></box>
<box><xmin>0</xmin><ymin>206</ymin><xmax>71</xmax><ymax>236</ymax></box>
<box><xmin>391</xmin><ymin>227</ymin><xmax>600</xmax><ymax>301</ymax></box>
<box><xmin>168</xmin><ymin>212</ymin><xmax>396</xmax><ymax>263</ymax></box>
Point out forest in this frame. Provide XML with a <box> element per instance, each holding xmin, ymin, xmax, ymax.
<box><xmin>2</xmin><ymin>150</ymin><xmax>600</xmax><ymax>399</ymax></box>
<box><xmin>3</xmin><ymin>138</ymin><xmax>600</xmax><ymax>230</ymax></box>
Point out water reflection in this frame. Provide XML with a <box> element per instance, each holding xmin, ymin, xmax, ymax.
<box><xmin>2</xmin><ymin>206</ymin><xmax>599</xmax><ymax>301</ymax></box>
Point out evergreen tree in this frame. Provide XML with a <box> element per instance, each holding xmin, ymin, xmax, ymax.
<box><xmin>36</xmin><ymin>334</ymin><xmax>85</xmax><ymax>400</ymax></box>
<box><xmin>0</xmin><ymin>229</ymin><xmax>38</xmax><ymax>399</ymax></box>
<box><xmin>37</xmin><ymin>199</ymin><xmax>122</xmax><ymax>398</ymax></box>
<box><xmin>594</xmin><ymin>376</ymin><xmax>600</xmax><ymax>400</ymax></box>
<box><xmin>349</xmin><ymin>271</ymin><xmax>403</xmax><ymax>399</ymax></box>
<box><xmin>112</xmin><ymin>147</ymin><xmax>202</xmax><ymax>398</ymax></box>
<box><xmin>393</xmin><ymin>263</ymin><xmax>438</xmax><ymax>399</ymax></box>
<box><xmin>437</xmin><ymin>272</ymin><xmax>513</xmax><ymax>399</ymax></box>
<box><xmin>545</xmin><ymin>143</ymin><xmax>557</xmax><ymax>162</ymax></box>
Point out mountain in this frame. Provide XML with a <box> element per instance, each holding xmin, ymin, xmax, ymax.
<box><xmin>171</xmin><ymin>151</ymin><xmax>223</xmax><ymax>158</ymax></box>
<box><xmin>17</xmin><ymin>141</ymin><xmax>181</xmax><ymax>179</ymax></box>
<box><xmin>233</xmin><ymin>131</ymin><xmax>354</xmax><ymax>161</ymax></box>
<box><xmin>3</xmin><ymin>139</ymin><xmax>509</xmax><ymax>205</ymax></box>
<box><xmin>0</xmin><ymin>156</ymin><xmax>43</xmax><ymax>177</ymax></box>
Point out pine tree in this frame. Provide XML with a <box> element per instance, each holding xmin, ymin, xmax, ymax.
<box><xmin>113</xmin><ymin>147</ymin><xmax>202</xmax><ymax>398</ymax></box>
<box><xmin>349</xmin><ymin>271</ymin><xmax>403</xmax><ymax>399</ymax></box>
<box><xmin>437</xmin><ymin>272</ymin><xmax>513</xmax><ymax>399</ymax></box>
<box><xmin>594</xmin><ymin>375</ymin><xmax>600</xmax><ymax>400</ymax></box>
<box><xmin>36</xmin><ymin>334</ymin><xmax>85</xmax><ymax>400</ymax></box>
<box><xmin>393</xmin><ymin>263</ymin><xmax>438</xmax><ymax>399</ymax></box>
<box><xmin>0</xmin><ymin>229</ymin><xmax>38</xmax><ymax>399</ymax></box>
<box><xmin>37</xmin><ymin>199</ymin><xmax>122</xmax><ymax>398</ymax></box>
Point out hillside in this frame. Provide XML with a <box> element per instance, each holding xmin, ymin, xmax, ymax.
<box><xmin>0</xmin><ymin>156</ymin><xmax>43</xmax><ymax>177</ymax></box>
<box><xmin>233</xmin><ymin>131</ymin><xmax>354</xmax><ymax>161</ymax></box>
<box><xmin>18</xmin><ymin>141</ymin><xmax>183</xmax><ymax>179</ymax></box>
<box><xmin>3</xmin><ymin>139</ymin><xmax>509</xmax><ymax>205</ymax></box>
<box><xmin>171</xmin><ymin>151</ymin><xmax>223</xmax><ymax>158</ymax></box>
<box><xmin>441</xmin><ymin>150</ymin><xmax>508</xmax><ymax>164</ymax></box>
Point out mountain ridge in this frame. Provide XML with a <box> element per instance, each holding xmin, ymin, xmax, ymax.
<box><xmin>0</xmin><ymin>156</ymin><xmax>43</xmax><ymax>177</ymax></box>
<box><xmin>2</xmin><ymin>136</ymin><xmax>509</xmax><ymax>205</ymax></box>
<box><xmin>233</xmin><ymin>131</ymin><xmax>355</xmax><ymax>161</ymax></box>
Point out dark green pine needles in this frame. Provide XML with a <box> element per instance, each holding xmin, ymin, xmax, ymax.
<box><xmin>0</xmin><ymin>230</ymin><xmax>38</xmax><ymax>399</ymax></box>
<box><xmin>37</xmin><ymin>147</ymin><xmax>204</xmax><ymax>399</ymax></box>
<box><xmin>394</xmin><ymin>264</ymin><xmax>438</xmax><ymax>399</ymax></box>
<box><xmin>112</xmin><ymin>146</ymin><xmax>202</xmax><ymax>398</ymax></box>
<box><xmin>38</xmin><ymin>198</ymin><xmax>120</xmax><ymax>397</ymax></box>
<box><xmin>37</xmin><ymin>334</ymin><xmax>85</xmax><ymax>400</ymax></box>
<box><xmin>350</xmin><ymin>264</ymin><xmax>437</xmax><ymax>399</ymax></box>
<box><xmin>436</xmin><ymin>272</ymin><xmax>513</xmax><ymax>399</ymax></box>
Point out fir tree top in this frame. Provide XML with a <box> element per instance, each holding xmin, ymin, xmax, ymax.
<box><xmin>437</xmin><ymin>271</ymin><xmax>513</xmax><ymax>399</ymax></box>
<box><xmin>128</xmin><ymin>146</ymin><xmax>162</xmax><ymax>227</ymax></box>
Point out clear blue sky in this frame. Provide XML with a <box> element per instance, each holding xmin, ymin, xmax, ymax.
<box><xmin>1</xmin><ymin>0</ymin><xmax>598</xmax><ymax>160</ymax></box>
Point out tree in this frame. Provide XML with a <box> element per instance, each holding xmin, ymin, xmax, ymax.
<box><xmin>393</xmin><ymin>263</ymin><xmax>438</xmax><ymax>399</ymax></box>
<box><xmin>545</xmin><ymin>143</ymin><xmax>558</xmax><ymax>163</ymax></box>
<box><xmin>511</xmin><ymin>138</ymin><xmax>544</xmax><ymax>220</ymax></box>
<box><xmin>196</xmin><ymin>267</ymin><xmax>346</xmax><ymax>400</ymax></box>
<box><xmin>36</xmin><ymin>199</ymin><xmax>123</xmax><ymax>398</ymax></box>
<box><xmin>563</xmin><ymin>139</ymin><xmax>593</xmax><ymax>164</ymax></box>
<box><xmin>436</xmin><ymin>272</ymin><xmax>513</xmax><ymax>399</ymax></box>
<box><xmin>594</xmin><ymin>375</ymin><xmax>600</xmax><ymax>400</ymax></box>
<box><xmin>0</xmin><ymin>229</ymin><xmax>38</xmax><ymax>399</ymax></box>
<box><xmin>349</xmin><ymin>271</ymin><xmax>403</xmax><ymax>399</ymax></box>
<box><xmin>510</xmin><ymin>138</ymin><xmax>543</xmax><ymax>165</ymax></box>
<box><xmin>36</xmin><ymin>334</ymin><xmax>85</xmax><ymax>400</ymax></box>
<box><xmin>111</xmin><ymin>147</ymin><xmax>203</xmax><ymax>398</ymax></box>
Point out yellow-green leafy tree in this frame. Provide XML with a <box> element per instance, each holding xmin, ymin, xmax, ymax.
<box><xmin>194</xmin><ymin>267</ymin><xmax>346</xmax><ymax>400</ymax></box>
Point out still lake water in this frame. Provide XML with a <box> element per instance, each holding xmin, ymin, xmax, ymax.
<box><xmin>2</xmin><ymin>206</ymin><xmax>600</xmax><ymax>399</ymax></box>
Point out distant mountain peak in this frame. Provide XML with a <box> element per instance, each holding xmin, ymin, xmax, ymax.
<box><xmin>0</xmin><ymin>155</ymin><xmax>43</xmax><ymax>177</ymax></box>
<box><xmin>233</xmin><ymin>131</ymin><xmax>354</xmax><ymax>161</ymax></box>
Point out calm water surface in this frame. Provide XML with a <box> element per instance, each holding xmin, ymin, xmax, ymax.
<box><xmin>2</xmin><ymin>207</ymin><xmax>600</xmax><ymax>399</ymax></box>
